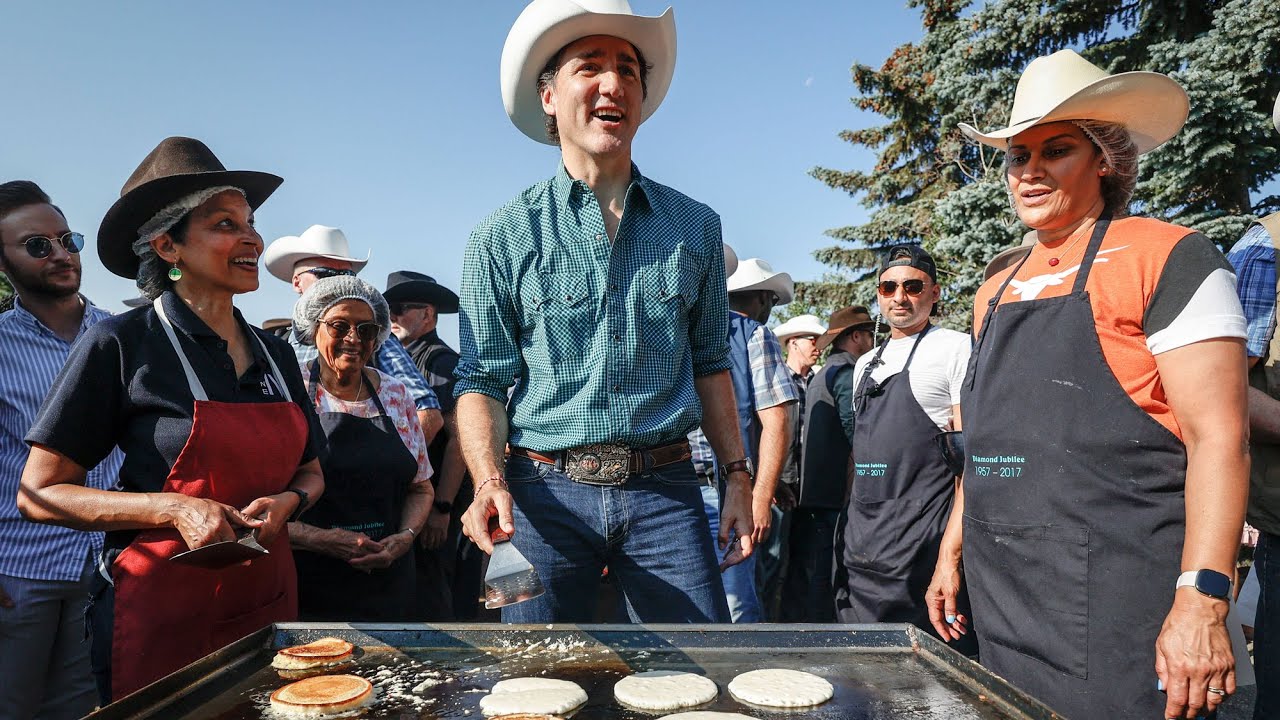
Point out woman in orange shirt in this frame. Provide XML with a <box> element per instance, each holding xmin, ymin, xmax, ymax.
<box><xmin>925</xmin><ymin>50</ymin><xmax>1250</xmax><ymax>719</ymax></box>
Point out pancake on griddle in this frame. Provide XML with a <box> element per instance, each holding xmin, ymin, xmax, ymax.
<box><xmin>271</xmin><ymin>637</ymin><xmax>355</xmax><ymax>671</ymax></box>
<box><xmin>269</xmin><ymin>674</ymin><xmax>372</xmax><ymax>716</ymax></box>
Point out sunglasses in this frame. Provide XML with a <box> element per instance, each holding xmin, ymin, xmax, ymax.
<box><xmin>388</xmin><ymin>302</ymin><xmax>430</xmax><ymax>316</ymax></box>
<box><xmin>877</xmin><ymin>279</ymin><xmax>927</xmax><ymax>297</ymax></box>
<box><xmin>301</xmin><ymin>267</ymin><xmax>356</xmax><ymax>280</ymax></box>
<box><xmin>319</xmin><ymin>319</ymin><xmax>382</xmax><ymax>343</ymax></box>
<box><xmin>16</xmin><ymin>232</ymin><xmax>84</xmax><ymax>259</ymax></box>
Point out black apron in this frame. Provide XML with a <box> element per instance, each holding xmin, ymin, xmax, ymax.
<box><xmin>838</xmin><ymin>326</ymin><xmax>977</xmax><ymax>656</ymax></box>
<box><xmin>294</xmin><ymin>363</ymin><xmax>420</xmax><ymax>621</ymax></box>
<box><xmin>962</xmin><ymin>215</ymin><xmax>1186</xmax><ymax>717</ymax></box>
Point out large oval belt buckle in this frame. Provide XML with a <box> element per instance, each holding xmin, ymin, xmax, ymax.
<box><xmin>568</xmin><ymin>443</ymin><xmax>630</xmax><ymax>485</ymax></box>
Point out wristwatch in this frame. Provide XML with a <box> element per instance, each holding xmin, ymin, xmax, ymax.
<box><xmin>719</xmin><ymin>458</ymin><xmax>755</xmax><ymax>484</ymax></box>
<box><xmin>1175</xmin><ymin>569</ymin><xmax>1232</xmax><ymax>600</ymax></box>
<box><xmin>285</xmin><ymin>487</ymin><xmax>310</xmax><ymax>522</ymax></box>
<box><xmin>433</xmin><ymin>500</ymin><xmax>454</xmax><ymax>515</ymax></box>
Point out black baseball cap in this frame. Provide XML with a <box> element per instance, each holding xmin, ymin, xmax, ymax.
<box><xmin>880</xmin><ymin>244</ymin><xmax>937</xmax><ymax>282</ymax></box>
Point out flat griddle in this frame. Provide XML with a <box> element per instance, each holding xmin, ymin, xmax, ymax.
<box><xmin>85</xmin><ymin>623</ymin><xmax>1064</xmax><ymax>719</ymax></box>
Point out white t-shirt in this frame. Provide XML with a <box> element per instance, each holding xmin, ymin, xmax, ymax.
<box><xmin>851</xmin><ymin>326</ymin><xmax>970</xmax><ymax>430</ymax></box>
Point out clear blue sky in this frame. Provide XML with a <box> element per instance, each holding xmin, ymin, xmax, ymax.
<box><xmin>2</xmin><ymin>1</ymin><xmax>924</xmax><ymax>345</ymax></box>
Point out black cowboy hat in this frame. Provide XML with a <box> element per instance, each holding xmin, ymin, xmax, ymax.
<box><xmin>383</xmin><ymin>271</ymin><xmax>460</xmax><ymax>314</ymax></box>
<box><xmin>97</xmin><ymin>137</ymin><xmax>282</xmax><ymax>279</ymax></box>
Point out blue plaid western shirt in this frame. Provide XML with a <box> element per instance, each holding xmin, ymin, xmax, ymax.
<box><xmin>1227</xmin><ymin>223</ymin><xmax>1276</xmax><ymax>359</ymax></box>
<box><xmin>457</xmin><ymin>164</ymin><xmax>732</xmax><ymax>452</ymax></box>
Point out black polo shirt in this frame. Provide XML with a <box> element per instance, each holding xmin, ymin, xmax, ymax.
<box><xmin>402</xmin><ymin>330</ymin><xmax>459</xmax><ymax>415</ymax></box>
<box><xmin>27</xmin><ymin>291</ymin><xmax>325</xmax><ymax>495</ymax></box>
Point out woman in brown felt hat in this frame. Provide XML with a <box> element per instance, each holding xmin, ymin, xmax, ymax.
<box><xmin>925</xmin><ymin>50</ymin><xmax>1252</xmax><ymax>718</ymax></box>
<box><xmin>18</xmin><ymin>137</ymin><xmax>326</xmax><ymax>703</ymax></box>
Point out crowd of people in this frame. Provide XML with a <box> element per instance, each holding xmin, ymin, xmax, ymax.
<box><xmin>0</xmin><ymin>0</ymin><xmax>1277</xmax><ymax>718</ymax></box>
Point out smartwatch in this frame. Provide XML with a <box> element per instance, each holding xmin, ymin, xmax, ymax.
<box><xmin>719</xmin><ymin>458</ymin><xmax>756</xmax><ymax>484</ymax></box>
<box><xmin>285</xmin><ymin>487</ymin><xmax>310</xmax><ymax>522</ymax></box>
<box><xmin>433</xmin><ymin>500</ymin><xmax>454</xmax><ymax>515</ymax></box>
<box><xmin>1175</xmin><ymin>569</ymin><xmax>1232</xmax><ymax>600</ymax></box>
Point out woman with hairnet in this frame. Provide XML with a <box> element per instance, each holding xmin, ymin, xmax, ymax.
<box><xmin>289</xmin><ymin>275</ymin><xmax>434</xmax><ymax>621</ymax></box>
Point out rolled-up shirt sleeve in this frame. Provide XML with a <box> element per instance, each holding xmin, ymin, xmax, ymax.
<box><xmin>689</xmin><ymin>214</ymin><xmax>731</xmax><ymax>377</ymax></box>
<box><xmin>455</xmin><ymin>224</ymin><xmax>520</xmax><ymax>402</ymax></box>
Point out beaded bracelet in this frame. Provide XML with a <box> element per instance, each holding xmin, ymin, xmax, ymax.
<box><xmin>474</xmin><ymin>475</ymin><xmax>506</xmax><ymax>497</ymax></box>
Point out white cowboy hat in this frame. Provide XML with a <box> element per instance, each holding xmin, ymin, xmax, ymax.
<box><xmin>723</xmin><ymin>242</ymin><xmax>738</xmax><ymax>277</ymax></box>
<box><xmin>773</xmin><ymin>314</ymin><xmax>826</xmax><ymax>343</ymax></box>
<box><xmin>263</xmin><ymin>225</ymin><xmax>370</xmax><ymax>283</ymax></box>
<box><xmin>983</xmin><ymin>230</ymin><xmax>1037</xmax><ymax>281</ymax></box>
<box><xmin>501</xmin><ymin>0</ymin><xmax>676</xmax><ymax>144</ymax></box>
<box><xmin>727</xmin><ymin>258</ymin><xmax>794</xmax><ymax>305</ymax></box>
<box><xmin>1273</xmin><ymin>90</ymin><xmax>1280</xmax><ymax>135</ymax></box>
<box><xmin>959</xmin><ymin>49</ymin><xmax>1188</xmax><ymax>155</ymax></box>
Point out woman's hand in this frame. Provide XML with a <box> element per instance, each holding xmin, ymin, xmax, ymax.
<box><xmin>240</xmin><ymin>492</ymin><xmax>300</xmax><ymax>546</ymax></box>
<box><xmin>420</xmin><ymin>510</ymin><xmax>450</xmax><ymax>551</ymax></box>
<box><xmin>169</xmin><ymin>495</ymin><xmax>261</xmax><ymax>550</ymax></box>
<box><xmin>925</xmin><ymin>557</ymin><xmax>968</xmax><ymax>642</ymax></box>
<box><xmin>348</xmin><ymin>531</ymin><xmax>413</xmax><ymax>572</ymax></box>
<box><xmin>1154</xmin><ymin>589</ymin><xmax>1236</xmax><ymax>719</ymax></box>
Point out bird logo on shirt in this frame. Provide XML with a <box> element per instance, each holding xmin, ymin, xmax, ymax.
<box><xmin>1009</xmin><ymin>246</ymin><xmax>1130</xmax><ymax>300</ymax></box>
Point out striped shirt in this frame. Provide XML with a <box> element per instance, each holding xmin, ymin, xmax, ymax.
<box><xmin>456</xmin><ymin>163</ymin><xmax>732</xmax><ymax>451</ymax></box>
<box><xmin>0</xmin><ymin>296</ymin><xmax>122</xmax><ymax>581</ymax></box>
<box><xmin>1227</xmin><ymin>222</ymin><xmax>1276</xmax><ymax>359</ymax></box>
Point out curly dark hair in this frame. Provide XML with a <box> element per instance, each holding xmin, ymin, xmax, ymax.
<box><xmin>536</xmin><ymin>41</ymin><xmax>652</xmax><ymax>145</ymax></box>
<box><xmin>0</xmin><ymin>181</ymin><xmax>64</xmax><ymax>244</ymax></box>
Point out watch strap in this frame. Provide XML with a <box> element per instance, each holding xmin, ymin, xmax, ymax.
<box><xmin>1176</xmin><ymin>569</ymin><xmax>1232</xmax><ymax>600</ymax></box>
<box><xmin>285</xmin><ymin>487</ymin><xmax>309</xmax><ymax>522</ymax></box>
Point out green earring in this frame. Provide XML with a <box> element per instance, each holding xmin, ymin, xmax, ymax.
<box><xmin>168</xmin><ymin>265</ymin><xmax>182</xmax><ymax>282</ymax></box>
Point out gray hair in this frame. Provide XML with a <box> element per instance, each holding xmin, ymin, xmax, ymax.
<box><xmin>132</xmin><ymin>186</ymin><xmax>245</xmax><ymax>300</ymax></box>
<box><xmin>292</xmin><ymin>275</ymin><xmax>391</xmax><ymax>349</ymax></box>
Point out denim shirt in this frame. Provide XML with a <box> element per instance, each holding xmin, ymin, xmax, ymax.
<box><xmin>456</xmin><ymin>163</ymin><xmax>731</xmax><ymax>452</ymax></box>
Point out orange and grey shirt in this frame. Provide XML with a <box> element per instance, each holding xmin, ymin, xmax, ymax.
<box><xmin>973</xmin><ymin>216</ymin><xmax>1245</xmax><ymax>441</ymax></box>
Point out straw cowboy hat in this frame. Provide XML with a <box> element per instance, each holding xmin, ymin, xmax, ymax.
<box><xmin>263</xmin><ymin>225</ymin><xmax>370</xmax><ymax>283</ymax></box>
<box><xmin>501</xmin><ymin>0</ymin><xmax>676</xmax><ymax>144</ymax></box>
<box><xmin>773</xmin><ymin>314</ymin><xmax>827</xmax><ymax>343</ymax></box>
<box><xmin>1273</xmin><ymin>90</ymin><xmax>1280</xmax><ymax>135</ymax></box>
<box><xmin>723</xmin><ymin>242</ymin><xmax>738</xmax><ymax>277</ymax></box>
<box><xmin>959</xmin><ymin>49</ymin><xmax>1188</xmax><ymax>155</ymax></box>
<box><xmin>727</xmin><ymin>258</ymin><xmax>793</xmax><ymax>305</ymax></box>
<box><xmin>816</xmin><ymin>305</ymin><xmax>878</xmax><ymax>354</ymax></box>
<box><xmin>983</xmin><ymin>231</ymin><xmax>1038</xmax><ymax>281</ymax></box>
<box><xmin>98</xmin><ymin>137</ymin><xmax>282</xmax><ymax>279</ymax></box>
<box><xmin>383</xmin><ymin>271</ymin><xmax>460</xmax><ymax>314</ymax></box>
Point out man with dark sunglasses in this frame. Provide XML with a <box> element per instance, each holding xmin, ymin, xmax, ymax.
<box><xmin>836</xmin><ymin>244</ymin><xmax>977</xmax><ymax>657</ymax></box>
<box><xmin>263</xmin><ymin>225</ymin><xmax>444</xmax><ymax>446</ymax></box>
<box><xmin>0</xmin><ymin>181</ymin><xmax>123</xmax><ymax>717</ymax></box>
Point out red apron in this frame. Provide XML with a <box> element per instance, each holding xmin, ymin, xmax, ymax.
<box><xmin>109</xmin><ymin>299</ymin><xmax>308</xmax><ymax>700</ymax></box>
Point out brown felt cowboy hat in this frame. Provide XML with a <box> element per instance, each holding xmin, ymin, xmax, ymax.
<box><xmin>383</xmin><ymin>271</ymin><xmax>460</xmax><ymax>314</ymax></box>
<box><xmin>816</xmin><ymin>305</ymin><xmax>878</xmax><ymax>354</ymax></box>
<box><xmin>98</xmin><ymin>137</ymin><xmax>282</xmax><ymax>279</ymax></box>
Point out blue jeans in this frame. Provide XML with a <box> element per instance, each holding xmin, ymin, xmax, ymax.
<box><xmin>501</xmin><ymin>456</ymin><xmax>729</xmax><ymax>623</ymax></box>
<box><xmin>1256</xmin><ymin>531</ymin><xmax>1280</xmax><ymax>718</ymax></box>
<box><xmin>700</xmin><ymin>485</ymin><xmax>762</xmax><ymax>623</ymax></box>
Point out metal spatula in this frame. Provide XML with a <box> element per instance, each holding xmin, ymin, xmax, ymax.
<box><xmin>483</xmin><ymin>520</ymin><xmax>545</xmax><ymax>609</ymax></box>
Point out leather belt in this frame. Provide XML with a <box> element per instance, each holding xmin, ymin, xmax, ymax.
<box><xmin>509</xmin><ymin>440</ymin><xmax>693</xmax><ymax>486</ymax></box>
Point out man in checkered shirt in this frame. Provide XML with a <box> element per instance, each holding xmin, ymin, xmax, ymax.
<box><xmin>453</xmin><ymin>0</ymin><xmax>754</xmax><ymax>623</ymax></box>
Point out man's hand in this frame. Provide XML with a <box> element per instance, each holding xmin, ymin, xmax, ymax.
<box><xmin>750</xmin><ymin>495</ymin><xmax>772</xmax><ymax>544</ymax></box>
<box><xmin>460</xmin><ymin>481</ymin><xmax>515</xmax><ymax>555</ymax></box>
<box><xmin>420</xmin><ymin>509</ymin><xmax>450</xmax><ymax>550</ymax></box>
<box><xmin>718</xmin><ymin>473</ymin><xmax>754</xmax><ymax>569</ymax></box>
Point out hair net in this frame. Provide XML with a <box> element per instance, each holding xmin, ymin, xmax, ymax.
<box><xmin>131</xmin><ymin>186</ymin><xmax>245</xmax><ymax>259</ymax></box>
<box><xmin>292</xmin><ymin>275</ymin><xmax>391</xmax><ymax>349</ymax></box>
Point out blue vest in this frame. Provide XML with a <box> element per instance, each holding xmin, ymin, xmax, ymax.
<box><xmin>727</xmin><ymin>311</ymin><xmax>762</xmax><ymax>463</ymax></box>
